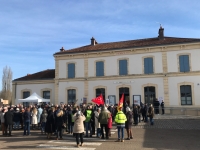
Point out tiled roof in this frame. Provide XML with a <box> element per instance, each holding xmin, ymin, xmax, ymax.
<box><xmin>54</xmin><ymin>37</ymin><xmax>200</xmax><ymax>55</ymax></box>
<box><xmin>13</xmin><ymin>69</ymin><xmax>55</xmax><ymax>81</ymax></box>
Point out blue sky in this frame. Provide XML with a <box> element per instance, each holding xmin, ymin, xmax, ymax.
<box><xmin>1</xmin><ymin>0</ymin><xmax>200</xmax><ymax>90</ymax></box>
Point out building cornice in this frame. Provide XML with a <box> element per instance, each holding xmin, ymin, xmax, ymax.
<box><xmin>54</xmin><ymin>42</ymin><xmax>200</xmax><ymax>61</ymax></box>
<box><xmin>56</xmin><ymin>71</ymin><xmax>200</xmax><ymax>82</ymax></box>
<box><xmin>12</xmin><ymin>79</ymin><xmax>54</xmax><ymax>85</ymax></box>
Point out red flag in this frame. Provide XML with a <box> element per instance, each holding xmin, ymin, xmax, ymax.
<box><xmin>118</xmin><ymin>93</ymin><xmax>124</xmax><ymax>111</ymax></box>
<box><xmin>91</xmin><ymin>94</ymin><xmax>104</xmax><ymax>106</ymax></box>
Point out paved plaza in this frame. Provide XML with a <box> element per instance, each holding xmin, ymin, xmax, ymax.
<box><xmin>0</xmin><ymin>115</ymin><xmax>200</xmax><ymax>150</ymax></box>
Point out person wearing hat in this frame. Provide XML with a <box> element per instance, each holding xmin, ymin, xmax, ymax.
<box><xmin>115</xmin><ymin>106</ymin><xmax>127</xmax><ymax>142</ymax></box>
<box><xmin>73</xmin><ymin>110</ymin><xmax>86</xmax><ymax>148</ymax></box>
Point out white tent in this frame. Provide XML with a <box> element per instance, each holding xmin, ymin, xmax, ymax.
<box><xmin>18</xmin><ymin>92</ymin><xmax>50</xmax><ymax>103</ymax></box>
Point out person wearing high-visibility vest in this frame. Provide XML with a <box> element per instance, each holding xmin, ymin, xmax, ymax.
<box><xmin>115</xmin><ymin>107</ymin><xmax>127</xmax><ymax>142</ymax></box>
<box><xmin>84</xmin><ymin>105</ymin><xmax>93</xmax><ymax>137</ymax></box>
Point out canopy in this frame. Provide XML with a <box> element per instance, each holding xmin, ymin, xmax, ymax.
<box><xmin>18</xmin><ymin>92</ymin><xmax>50</xmax><ymax>103</ymax></box>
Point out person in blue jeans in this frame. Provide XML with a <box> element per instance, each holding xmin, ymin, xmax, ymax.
<box><xmin>84</xmin><ymin>106</ymin><xmax>93</xmax><ymax>137</ymax></box>
<box><xmin>115</xmin><ymin>107</ymin><xmax>127</xmax><ymax>142</ymax></box>
<box><xmin>13</xmin><ymin>108</ymin><xmax>21</xmax><ymax>130</ymax></box>
<box><xmin>94</xmin><ymin>108</ymin><xmax>101</xmax><ymax>138</ymax></box>
<box><xmin>40</xmin><ymin>110</ymin><xmax>48</xmax><ymax>134</ymax></box>
<box><xmin>23</xmin><ymin>107</ymin><xmax>31</xmax><ymax>136</ymax></box>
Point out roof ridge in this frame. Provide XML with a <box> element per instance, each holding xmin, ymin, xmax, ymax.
<box><xmin>54</xmin><ymin>36</ymin><xmax>200</xmax><ymax>55</ymax></box>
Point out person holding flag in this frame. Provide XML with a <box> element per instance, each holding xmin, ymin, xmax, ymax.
<box><xmin>115</xmin><ymin>94</ymin><xmax>127</xmax><ymax>142</ymax></box>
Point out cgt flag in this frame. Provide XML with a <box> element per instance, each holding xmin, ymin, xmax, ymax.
<box><xmin>91</xmin><ymin>94</ymin><xmax>104</xmax><ymax>106</ymax></box>
<box><xmin>117</xmin><ymin>93</ymin><xmax>124</xmax><ymax>111</ymax></box>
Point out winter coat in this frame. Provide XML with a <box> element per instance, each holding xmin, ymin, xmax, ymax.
<box><xmin>67</xmin><ymin>110</ymin><xmax>72</xmax><ymax>123</ymax></box>
<box><xmin>125</xmin><ymin>111</ymin><xmax>133</xmax><ymax>128</ymax></box>
<box><xmin>31</xmin><ymin>111</ymin><xmax>38</xmax><ymax>124</ymax></box>
<box><xmin>94</xmin><ymin>111</ymin><xmax>100</xmax><ymax>129</ymax></box>
<box><xmin>115</xmin><ymin>111</ymin><xmax>127</xmax><ymax>126</ymax></box>
<box><xmin>23</xmin><ymin>111</ymin><xmax>31</xmax><ymax>122</ymax></box>
<box><xmin>98</xmin><ymin>109</ymin><xmax>110</xmax><ymax>124</ymax></box>
<box><xmin>148</xmin><ymin>106</ymin><xmax>154</xmax><ymax>118</ymax></box>
<box><xmin>0</xmin><ymin>112</ymin><xmax>5</xmax><ymax>123</ymax></box>
<box><xmin>161</xmin><ymin>102</ymin><xmax>164</xmax><ymax>108</ymax></box>
<box><xmin>55</xmin><ymin>110</ymin><xmax>65</xmax><ymax>129</ymax></box>
<box><xmin>13</xmin><ymin>111</ymin><xmax>21</xmax><ymax>122</ymax></box>
<box><xmin>73</xmin><ymin>113</ymin><xmax>86</xmax><ymax>133</ymax></box>
<box><xmin>37</xmin><ymin>108</ymin><xmax>43</xmax><ymax>123</ymax></box>
<box><xmin>45</xmin><ymin>110</ymin><xmax>55</xmax><ymax>133</ymax></box>
<box><xmin>40</xmin><ymin>113</ymin><xmax>48</xmax><ymax>123</ymax></box>
<box><xmin>4</xmin><ymin>110</ymin><xmax>14</xmax><ymax>125</ymax></box>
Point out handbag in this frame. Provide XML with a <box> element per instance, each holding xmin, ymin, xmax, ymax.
<box><xmin>62</xmin><ymin>123</ymin><xmax>66</xmax><ymax>128</ymax></box>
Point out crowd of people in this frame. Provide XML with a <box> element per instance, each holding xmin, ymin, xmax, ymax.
<box><xmin>0</xmin><ymin>102</ymin><xmax>160</xmax><ymax>147</ymax></box>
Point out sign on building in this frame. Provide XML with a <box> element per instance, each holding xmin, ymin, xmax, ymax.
<box><xmin>133</xmin><ymin>95</ymin><xmax>141</xmax><ymax>106</ymax></box>
<box><xmin>108</xmin><ymin>95</ymin><xmax>116</xmax><ymax>105</ymax></box>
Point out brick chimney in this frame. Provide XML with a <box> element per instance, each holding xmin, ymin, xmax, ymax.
<box><xmin>60</xmin><ymin>47</ymin><xmax>65</xmax><ymax>52</ymax></box>
<box><xmin>158</xmin><ymin>25</ymin><xmax>164</xmax><ymax>40</ymax></box>
<box><xmin>91</xmin><ymin>37</ymin><xmax>97</xmax><ymax>45</ymax></box>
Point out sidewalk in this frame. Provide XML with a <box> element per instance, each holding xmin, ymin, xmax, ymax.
<box><xmin>153</xmin><ymin>114</ymin><xmax>200</xmax><ymax>119</ymax></box>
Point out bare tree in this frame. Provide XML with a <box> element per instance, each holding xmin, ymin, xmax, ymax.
<box><xmin>1</xmin><ymin>66</ymin><xmax>13</xmax><ymax>103</ymax></box>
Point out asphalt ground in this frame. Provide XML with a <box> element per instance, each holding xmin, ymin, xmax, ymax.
<box><xmin>0</xmin><ymin>115</ymin><xmax>199</xmax><ymax>150</ymax></box>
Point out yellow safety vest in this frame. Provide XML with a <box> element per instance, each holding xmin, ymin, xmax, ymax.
<box><xmin>115</xmin><ymin>111</ymin><xmax>127</xmax><ymax>124</ymax></box>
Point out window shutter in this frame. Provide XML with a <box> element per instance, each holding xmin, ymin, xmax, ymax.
<box><xmin>96</xmin><ymin>61</ymin><xmax>104</xmax><ymax>76</ymax></box>
<box><xmin>144</xmin><ymin>58</ymin><xmax>149</xmax><ymax>74</ymax></box>
<box><xmin>124</xmin><ymin>60</ymin><xmax>127</xmax><ymax>75</ymax></box>
<box><xmin>68</xmin><ymin>64</ymin><xmax>71</xmax><ymax>78</ymax></box>
<box><xmin>183</xmin><ymin>55</ymin><xmax>189</xmax><ymax>72</ymax></box>
<box><xmin>119</xmin><ymin>60</ymin><xmax>123</xmax><ymax>75</ymax></box>
<box><xmin>100</xmin><ymin>61</ymin><xmax>104</xmax><ymax>76</ymax></box>
<box><xmin>96</xmin><ymin>62</ymin><xmax>99</xmax><ymax>76</ymax></box>
<box><xmin>148</xmin><ymin>58</ymin><xmax>153</xmax><ymax>74</ymax></box>
<box><xmin>119</xmin><ymin>60</ymin><xmax>127</xmax><ymax>75</ymax></box>
<box><xmin>179</xmin><ymin>56</ymin><xmax>184</xmax><ymax>72</ymax></box>
<box><xmin>72</xmin><ymin>63</ymin><xmax>75</xmax><ymax>77</ymax></box>
<box><xmin>68</xmin><ymin>63</ymin><xmax>75</xmax><ymax>78</ymax></box>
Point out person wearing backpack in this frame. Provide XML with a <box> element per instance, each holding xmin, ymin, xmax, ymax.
<box><xmin>125</xmin><ymin>107</ymin><xmax>133</xmax><ymax>140</ymax></box>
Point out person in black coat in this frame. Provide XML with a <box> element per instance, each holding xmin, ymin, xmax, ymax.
<box><xmin>46</xmin><ymin>107</ymin><xmax>55</xmax><ymax>139</ymax></box>
<box><xmin>160</xmin><ymin>100</ymin><xmax>165</xmax><ymax>115</ymax></box>
<box><xmin>55</xmin><ymin>109</ymin><xmax>65</xmax><ymax>140</ymax></box>
<box><xmin>4</xmin><ymin>108</ymin><xmax>14</xmax><ymax>136</ymax></box>
<box><xmin>133</xmin><ymin>105</ymin><xmax>138</xmax><ymax>125</ymax></box>
<box><xmin>125</xmin><ymin>107</ymin><xmax>133</xmax><ymax>140</ymax></box>
<box><xmin>67</xmin><ymin>107</ymin><xmax>73</xmax><ymax>134</ymax></box>
<box><xmin>143</xmin><ymin>104</ymin><xmax>148</xmax><ymax>122</ymax></box>
<box><xmin>13</xmin><ymin>108</ymin><xmax>21</xmax><ymax>130</ymax></box>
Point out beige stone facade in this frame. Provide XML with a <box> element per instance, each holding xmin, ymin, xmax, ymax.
<box><xmin>12</xmin><ymin>33</ymin><xmax>200</xmax><ymax>115</ymax></box>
